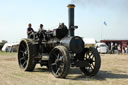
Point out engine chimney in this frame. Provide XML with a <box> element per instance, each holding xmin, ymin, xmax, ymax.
<box><xmin>67</xmin><ymin>4</ymin><xmax>75</xmax><ymax>36</ymax></box>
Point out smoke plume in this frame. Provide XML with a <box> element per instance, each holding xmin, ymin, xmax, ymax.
<box><xmin>71</xmin><ymin>0</ymin><xmax>108</xmax><ymax>7</ymax></box>
<box><xmin>71</xmin><ymin>0</ymin><xmax>128</xmax><ymax>14</ymax></box>
<box><xmin>71</xmin><ymin>0</ymin><xmax>127</xmax><ymax>8</ymax></box>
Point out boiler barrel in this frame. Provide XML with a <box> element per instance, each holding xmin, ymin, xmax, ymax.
<box><xmin>60</xmin><ymin>36</ymin><xmax>84</xmax><ymax>53</ymax></box>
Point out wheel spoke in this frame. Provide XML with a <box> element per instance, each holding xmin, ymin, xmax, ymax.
<box><xmin>22</xmin><ymin>60</ymin><xmax>27</xmax><ymax>67</ymax></box>
<box><xmin>51</xmin><ymin>63</ymin><xmax>57</xmax><ymax>66</ymax></box>
<box><xmin>22</xmin><ymin>44</ymin><xmax>26</xmax><ymax>50</ymax></box>
<box><xmin>57</xmin><ymin>53</ymin><xmax>62</xmax><ymax>60</ymax></box>
<box><xmin>86</xmin><ymin>52</ymin><xmax>89</xmax><ymax>59</ymax></box>
<box><xmin>89</xmin><ymin>67</ymin><xmax>93</xmax><ymax>72</ymax></box>
<box><xmin>85</xmin><ymin>53</ymin><xmax>88</xmax><ymax>60</ymax></box>
<box><xmin>87</xmin><ymin>64</ymin><xmax>93</xmax><ymax>71</ymax></box>
<box><xmin>20</xmin><ymin>57</ymin><xmax>25</xmax><ymax>61</ymax></box>
<box><xmin>59</xmin><ymin>56</ymin><xmax>63</xmax><ymax>61</ymax></box>
<box><xmin>86</xmin><ymin>51</ymin><xmax>92</xmax><ymax>59</ymax></box>
<box><xmin>90</xmin><ymin>64</ymin><xmax>94</xmax><ymax>69</ymax></box>
<box><xmin>92</xmin><ymin>55</ymin><xmax>95</xmax><ymax>59</ymax></box>
<box><xmin>89</xmin><ymin>53</ymin><xmax>93</xmax><ymax>59</ymax></box>
<box><xmin>92</xmin><ymin>60</ymin><xmax>95</xmax><ymax>62</ymax></box>
<box><xmin>57</xmin><ymin>53</ymin><xmax>60</xmax><ymax>58</ymax></box>
<box><xmin>24</xmin><ymin>50</ymin><xmax>28</xmax><ymax>60</ymax></box>
<box><xmin>91</xmin><ymin>63</ymin><xmax>95</xmax><ymax>68</ymax></box>
<box><xmin>19</xmin><ymin>50</ymin><xmax>24</xmax><ymax>53</ymax></box>
<box><xmin>56</xmin><ymin>68</ymin><xmax>61</xmax><ymax>75</ymax></box>
<box><xmin>25</xmin><ymin>54</ymin><xmax>28</xmax><ymax>60</ymax></box>
<box><xmin>85</xmin><ymin>67</ymin><xmax>89</xmax><ymax>70</ymax></box>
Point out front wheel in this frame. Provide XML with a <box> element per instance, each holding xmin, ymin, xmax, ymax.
<box><xmin>80</xmin><ymin>47</ymin><xmax>101</xmax><ymax>76</ymax></box>
<box><xmin>49</xmin><ymin>46</ymin><xmax>70</xmax><ymax>78</ymax></box>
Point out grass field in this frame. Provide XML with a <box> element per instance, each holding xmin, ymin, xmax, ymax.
<box><xmin>0</xmin><ymin>52</ymin><xmax>128</xmax><ymax>85</ymax></box>
<box><xmin>0</xmin><ymin>51</ymin><xmax>17</xmax><ymax>56</ymax></box>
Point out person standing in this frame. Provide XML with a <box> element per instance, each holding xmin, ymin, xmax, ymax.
<box><xmin>122</xmin><ymin>47</ymin><xmax>125</xmax><ymax>54</ymax></box>
<box><xmin>111</xmin><ymin>42</ymin><xmax>114</xmax><ymax>54</ymax></box>
<box><xmin>125</xmin><ymin>46</ymin><xmax>128</xmax><ymax>54</ymax></box>
<box><xmin>117</xmin><ymin>45</ymin><xmax>121</xmax><ymax>54</ymax></box>
<box><xmin>127</xmin><ymin>46</ymin><xmax>128</xmax><ymax>54</ymax></box>
<box><xmin>27</xmin><ymin>23</ymin><xmax>34</xmax><ymax>38</ymax></box>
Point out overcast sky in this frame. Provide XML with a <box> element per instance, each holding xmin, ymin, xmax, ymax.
<box><xmin>0</xmin><ymin>0</ymin><xmax>128</xmax><ymax>43</ymax></box>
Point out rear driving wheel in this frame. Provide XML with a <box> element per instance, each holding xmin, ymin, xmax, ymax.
<box><xmin>18</xmin><ymin>39</ymin><xmax>37</xmax><ymax>71</ymax></box>
<box><xmin>49</xmin><ymin>46</ymin><xmax>70</xmax><ymax>78</ymax></box>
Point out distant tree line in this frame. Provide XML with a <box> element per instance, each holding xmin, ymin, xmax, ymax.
<box><xmin>0</xmin><ymin>40</ymin><xmax>8</xmax><ymax>50</ymax></box>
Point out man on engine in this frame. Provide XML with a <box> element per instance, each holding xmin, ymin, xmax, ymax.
<box><xmin>58</xmin><ymin>23</ymin><xmax>67</xmax><ymax>29</ymax></box>
<box><xmin>38</xmin><ymin>24</ymin><xmax>44</xmax><ymax>31</ymax></box>
<box><xmin>27</xmin><ymin>23</ymin><xmax>34</xmax><ymax>38</ymax></box>
<box><xmin>38</xmin><ymin>24</ymin><xmax>47</xmax><ymax>41</ymax></box>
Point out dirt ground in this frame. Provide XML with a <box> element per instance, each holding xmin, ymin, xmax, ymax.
<box><xmin>0</xmin><ymin>53</ymin><xmax>128</xmax><ymax>85</ymax></box>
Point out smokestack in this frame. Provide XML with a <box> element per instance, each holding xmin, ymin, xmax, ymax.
<box><xmin>67</xmin><ymin>4</ymin><xmax>75</xmax><ymax>36</ymax></box>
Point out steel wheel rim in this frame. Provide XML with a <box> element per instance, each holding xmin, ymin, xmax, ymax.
<box><xmin>18</xmin><ymin>42</ymin><xmax>28</xmax><ymax>69</ymax></box>
<box><xmin>50</xmin><ymin>49</ymin><xmax>65</xmax><ymax>76</ymax></box>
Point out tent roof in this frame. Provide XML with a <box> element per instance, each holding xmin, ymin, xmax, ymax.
<box><xmin>83</xmin><ymin>38</ymin><xmax>96</xmax><ymax>44</ymax></box>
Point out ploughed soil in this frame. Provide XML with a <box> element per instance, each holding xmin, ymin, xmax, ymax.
<box><xmin>0</xmin><ymin>53</ymin><xmax>128</xmax><ymax>85</ymax></box>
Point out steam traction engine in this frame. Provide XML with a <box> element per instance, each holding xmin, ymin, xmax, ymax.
<box><xmin>18</xmin><ymin>4</ymin><xmax>101</xmax><ymax>78</ymax></box>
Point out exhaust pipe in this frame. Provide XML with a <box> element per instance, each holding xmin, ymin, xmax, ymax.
<box><xmin>67</xmin><ymin>4</ymin><xmax>76</xmax><ymax>36</ymax></box>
